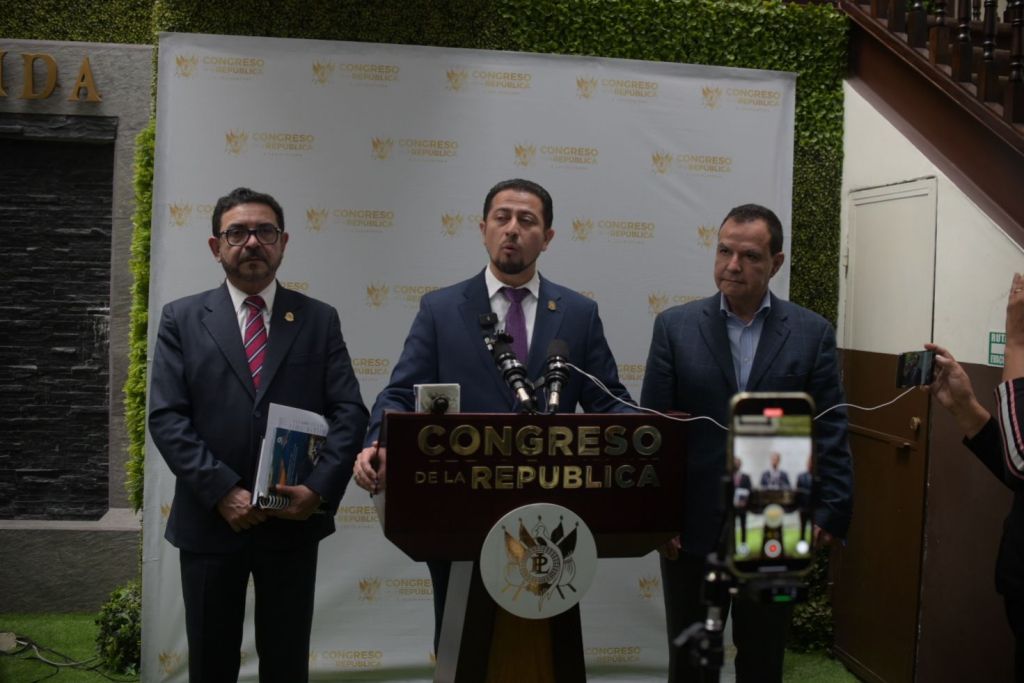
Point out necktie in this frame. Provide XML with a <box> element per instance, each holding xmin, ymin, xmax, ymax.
<box><xmin>243</xmin><ymin>295</ymin><xmax>268</xmax><ymax>389</ymax></box>
<box><xmin>501</xmin><ymin>287</ymin><xmax>530</xmax><ymax>364</ymax></box>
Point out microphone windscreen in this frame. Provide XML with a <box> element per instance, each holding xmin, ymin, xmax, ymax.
<box><xmin>546</xmin><ymin>339</ymin><xmax>570</xmax><ymax>360</ymax></box>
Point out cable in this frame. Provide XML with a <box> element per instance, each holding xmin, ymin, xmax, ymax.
<box><xmin>1</xmin><ymin>634</ymin><xmax>139</xmax><ymax>682</ymax></box>
<box><xmin>813</xmin><ymin>386</ymin><xmax>917</xmax><ymax>420</ymax></box>
<box><xmin>566</xmin><ymin>362</ymin><xmax>729</xmax><ymax>430</ymax></box>
<box><xmin>566</xmin><ymin>362</ymin><xmax>923</xmax><ymax>431</ymax></box>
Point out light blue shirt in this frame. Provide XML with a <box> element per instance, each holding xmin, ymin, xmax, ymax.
<box><xmin>720</xmin><ymin>291</ymin><xmax>772</xmax><ymax>391</ymax></box>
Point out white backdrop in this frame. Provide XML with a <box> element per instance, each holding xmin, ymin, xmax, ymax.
<box><xmin>143</xmin><ymin>32</ymin><xmax>795</xmax><ymax>681</ymax></box>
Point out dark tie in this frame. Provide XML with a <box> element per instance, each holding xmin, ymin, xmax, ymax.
<box><xmin>501</xmin><ymin>287</ymin><xmax>530</xmax><ymax>364</ymax></box>
<box><xmin>243</xmin><ymin>295</ymin><xmax>268</xmax><ymax>389</ymax></box>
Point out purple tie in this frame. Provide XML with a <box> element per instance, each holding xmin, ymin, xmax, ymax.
<box><xmin>501</xmin><ymin>287</ymin><xmax>530</xmax><ymax>364</ymax></box>
<box><xmin>243</xmin><ymin>295</ymin><xmax>268</xmax><ymax>389</ymax></box>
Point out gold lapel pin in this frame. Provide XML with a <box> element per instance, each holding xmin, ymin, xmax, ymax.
<box><xmin>547</xmin><ymin>300</ymin><xmax>557</xmax><ymax>311</ymax></box>
<box><xmin>285</xmin><ymin>312</ymin><xmax>295</xmax><ymax>322</ymax></box>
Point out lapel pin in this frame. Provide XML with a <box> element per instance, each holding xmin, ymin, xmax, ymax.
<box><xmin>285</xmin><ymin>312</ymin><xmax>295</xmax><ymax>322</ymax></box>
<box><xmin>548</xmin><ymin>300</ymin><xmax>557</xmax><ymax>311</ymax></box>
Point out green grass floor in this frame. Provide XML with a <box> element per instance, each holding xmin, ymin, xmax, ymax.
<box><xmin>1</xmin><ymin>613</ymin><xmax>858</xmax><ymax>682</ymax></box>
<box><xmin>0</xmin><ymin>613</ymin><xmax>136</xmax><ymax>683</ymax></box>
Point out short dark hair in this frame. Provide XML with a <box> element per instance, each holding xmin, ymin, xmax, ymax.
<box><xmin>721</xmin><ymin>203</ymin><xmax>784</xmax><ymax>255</ymax></box>
<box><xmin>211</xmin><ymin>187</ymin><xmax>285</xmax><ymax>236</ymax></box>
<box><xmin>482</xmin><ymin>178</ymin><xmax>553</xmax><ymax>230</ymax></box>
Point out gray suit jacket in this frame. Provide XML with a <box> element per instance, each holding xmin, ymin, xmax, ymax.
<box><xmin>640</xmin><ymin>292</ymin><xmax>853</xmax><ymax>556</ymax></box>
<box><xmin>149</xmin><ymin>283</ymin><xmax>368</xmax><ymax>553</ymax></box>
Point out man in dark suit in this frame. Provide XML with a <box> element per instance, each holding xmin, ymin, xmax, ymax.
<box><xmin>732</xmin><ymin>456</ymin><xmax>753</xmax><ymax>545</ymax></box>
<box><xmin>759</xmin><ymin>451</ymin><xmax>792</xmax><ymax>490</ymax></box>
<box><xmin>351</xmin><ymin>178</ymin><xmax>633</xmax><ymax>652</ymax></box>
<box><xmin>148</xmin><ymin>187</ymin><xmax>368</xmax><ymax>682</ymax></box>
<box><xmin>640</xmin><ymin>203</ymin><xmax>853</xmax><ymax>682</ymax></box>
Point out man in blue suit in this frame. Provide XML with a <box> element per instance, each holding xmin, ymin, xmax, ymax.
<box><xmin>640</xmin><ymin>204</ymin><xmax>853</xmax><ymax>682</ymax></box>
<box><xmin>149</xmin><ymin>187</ymin><xmax>368</xmax><ymax>682</ymax></box>
<box><xmin>352</xmin><ymin>178</ymin><xmax>633</xmax><ymax>651</ymax></box>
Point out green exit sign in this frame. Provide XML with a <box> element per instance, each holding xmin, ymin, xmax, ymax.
<box><xmin>990</xmin><ymin>331</ymin><xmax>1006</xmax><ymax>367</ymax></box>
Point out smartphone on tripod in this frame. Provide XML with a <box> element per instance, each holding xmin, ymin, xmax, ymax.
<box><xmin>727</xmin><ymin>392</ymin><xmax>816</xmax><ymax>578</ymax></box>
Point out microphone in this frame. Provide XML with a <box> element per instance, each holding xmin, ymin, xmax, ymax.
<box><xmin>543</xmin><ymin>339</ymin><xmax>571</xmax><ymax>413</ymax></box>
<box><xmin>489</xmin><ymin>335</ymin><xmax>536</xmax><ymax>411</ymax></box>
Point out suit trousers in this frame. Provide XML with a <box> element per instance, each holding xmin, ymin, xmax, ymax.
<box><xmin>179</xmin><ymin>542</ymin><xmax>319</xmax><ymax>683</ymax></box>
<box><xmin>1004</xmin><ymin>595</ymin><xmax>1024</xmax><ymax>682</ymax></box>
<box><xmin>661</xmin><ymin>553</ymin><xmax>792</xmax><ymax>682</ymax></box>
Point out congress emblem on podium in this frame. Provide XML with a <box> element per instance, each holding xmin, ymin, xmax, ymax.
<box><xmin>479</xmin><ymin>503</ymin><xmax>597</xmax><ymax>619</ymax></box>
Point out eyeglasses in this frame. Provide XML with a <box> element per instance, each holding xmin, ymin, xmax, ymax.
<box><xmin>218</xmin><ymin>224</ymin><xmax>282</xmax><ymax>246</ymax></box>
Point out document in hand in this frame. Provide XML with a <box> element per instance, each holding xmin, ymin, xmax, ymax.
<box><xmin>252</xmin><ymin>403</ymin><xmax>328</xmax><ymax>510</ymax></box>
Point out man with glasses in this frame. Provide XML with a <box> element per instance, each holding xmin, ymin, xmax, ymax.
<box><xmin>148</xmin><ymin>187</ymin><xmax>368</xmax><ymax>682</ymax></box>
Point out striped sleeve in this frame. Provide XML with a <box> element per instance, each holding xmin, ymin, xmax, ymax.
<box><xmin>996</xmin><ymin>378</ymin><xmax>1024</xmax><ymax>481</ymax></box>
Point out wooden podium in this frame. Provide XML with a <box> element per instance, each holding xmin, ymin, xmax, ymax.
<box><xmin>378</xmin><ymin>412</ymin><xmax>686</xmax><ymax>682</ymax></box>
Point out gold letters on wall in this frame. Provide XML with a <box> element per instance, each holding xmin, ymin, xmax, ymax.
<box><xmin>0</xmin><ymin>51</ymin><xmax>102</xmax><ymax>102</ymax></box>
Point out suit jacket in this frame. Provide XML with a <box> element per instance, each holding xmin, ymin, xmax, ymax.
<box><xmin>759</xmin><ymin>469</ymin><xmax>792</xmax><ymax>490</ymax></box>
<box><xmin>149</xmin><ymin>283</ymin><xmax>368</xmax><ymax>553</ymax></box>
<box><xmin>366</xmin><ymin>269</ymin><xmax>632</xmax><ymax>443</ymax></box>
<box><xmin>640</xmin><ymin>292</ymin><xmax>853</xmax><ymax>556</ymax></box>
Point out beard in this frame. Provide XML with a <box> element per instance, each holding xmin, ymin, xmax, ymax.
<box><xmin>221</xmin><ymin>248</ymin><xmax>281</xmax><ymax>286</ymax></box>
<box><xmin>491</xmin><ymin>252</ymin><xmax>536</xmax><ymax>277</ymax></box>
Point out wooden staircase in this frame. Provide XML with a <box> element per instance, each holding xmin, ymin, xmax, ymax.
<box><xmin>841</xmin><ymin>0</ymin><xmax>1024</xmax><ymax>240</ymax></box>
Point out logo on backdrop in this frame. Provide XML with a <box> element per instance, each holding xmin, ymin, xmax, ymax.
<box><xmin>446</xmin><ymin>68</ymin><xmax>468</xmax><ymax>91</ymax></box>
<box><xmin>371</xmin><ymin>136</ymin><xmax>393</xmax><ymax>160</ymax></box>
<box><xmin>570</xmin><ymin>217</ymin><xmax>655</xmax><ymax>242</ymax></box>
<box><xmin>351</xmin><ymin>358</ymin><xmax>391</xmax><ymax>379</ymax></box>
<box><xmin>366</xmin><ymin>282</ymin><xmax>389</xmax><ymax>308</ymax></box>
<box><xmin>702</xmin><ymin>85</ymin><xmax>722</xmax><ymax>109</ymax></box>
<box><xmin>280</xmin><ymin>281</ymin><xmax>308</xmax><ymax>292</ymax></box>
<box><xmin>336</xmin><ymin>504</ymin><xmax>380</xmax><ymax>526</ymax></box>
<box><xmin>702</xmin><ymin>83</ymin><xmax>783</xmax><ymax>110</ymax></box>
<box><xmin>358</xmin><ymin>576</ymin><xmax>432</xmax><ymax>602</ymax></box>
<box><xmin>648</xmin><ymin>292</ymin><xmax>701</xmax><ymax>316</ymax></box>
<box><xmin>372</xmin><ymin>136</ymin><xmax>458</xmax><ymax>161</ymax></box>
<box><xmin>306</xmin><ymin>208</ymin><xmax>328</xmax><ymax>232</ymax></box>
<box><xmin>174</xmin><ymin>54</ymin><xmax>198</xmax><ymax>78</ymax></box>
<box><xmin>571</xmin><ymin>218</ymin><xmax>594</xmax><ymax>241</ymax></box>
<box><xmin>514</xmin><ymin>143</ymin><xmax>535</xmax><ymax>167</ymax></box>
<box><xmin>618</xmin><ymin>363</ymin><xmax>646</xmax><ymax>383</ymax></box>
<box><xmin>225</xmin><ymin>130</ymin><xmax>248</xmax><ymax>155</ymax></box>
<box><xmin>312</xmin><ymin>207</ymin><xmax>395</xmax><ymax>232</ymax></box>
<box><xmin>514</xmin><ymin>142</ymin><xmax>598</xmax><ymax>168</ymax></box>
<box><xmin>698</xmin><ymin>225</ymin><xmax>717</xmax><ymax>248</ymax></box>
<box><xmin>319</xmin><ymin>649</ymin><xmax>384</xmax><ymax>670</ymax></box>
<box><xmin>585</xmin><ymin>646</ymin><xmax>642</xmax><ymax>665</ymax></box>
<box><xmin>479</xmin><ymin>503</ymin><xmax>598</xmax><ymax>619</ymax></box>
<box><xmin>311</xmin><ymin>61</ymin><xmax>335</xmax><ymax>85</ymax></box>
<box><xmin>158</xmin><ymin>651</ymin><xmax>185</xmax><ymax>675</ymax></box>
<box><xmin>172</xmin><ymin>52</ymin><xmax>264</xmax><ymax>79</ymax></box>
<box><xmin>440</xmin><ymin>212</ymin><xmax>468</xmax><ymax>237</ymax></box>
<box><xmin>651</xmin><ymin>150</ymin><xmax>732</xmax><ymax>177</ymax></box>
<box><xmin>168</xmin><ymin>203</ymin><xmax>193</xmax><ymax>227</ymax></box>
<box><xmin>576</xmin><ymin>76</ymin><xmax>598</xmax><ymax>99</ymax></box>
<box><xmin>225</xmin><ymin>129</ymin><xmax>314</xmax><ymax>156</ymax></box>
<box><xmin>313</xmin><ymin>60</ymin><xmax>400</xmax><ymax>86</ymax></box>
<box><xmin>445</xmin><ymin>66</ymin><xmax>532</xmax><ymax>93</ymax></box>
<box><xmin>638</xmin><ymin>575</ymin><xmax>660</xmax><ymax>599</ymax></box>
<box><xmin>366</xmin><ymin>281</ymin><xmax>439</xmax><ymax>309</ymax></box>
<box><xmin>576</xmin><ymin>74</ymin><xmax>658</xmax><ymax>101</ymax></box>
<box><xmin>359</xmin><ymin>577</ymin><xmax>382</xmax><ymax>602</ymax></box>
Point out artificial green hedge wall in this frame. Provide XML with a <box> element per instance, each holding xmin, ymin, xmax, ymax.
<box><xmin>0</xmin><ymin>0</ymin><xmax>154</xmax><ymax>44</ymax></box>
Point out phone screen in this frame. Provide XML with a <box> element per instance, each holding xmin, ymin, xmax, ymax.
<box><xmin>896</xmin><ymin>350</ymin><xmax>935</xmax><ymax>387</ymax></box>
<box><xmin>729</xmin><ymin>394</ymin><xmax>814</xmax><ymax>576</ymax></box>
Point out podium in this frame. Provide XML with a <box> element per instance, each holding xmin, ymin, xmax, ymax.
<box><xmin>379</xmin><ymin>412</ymin><xmax>687</xmax><ymax>682</ymax></box>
